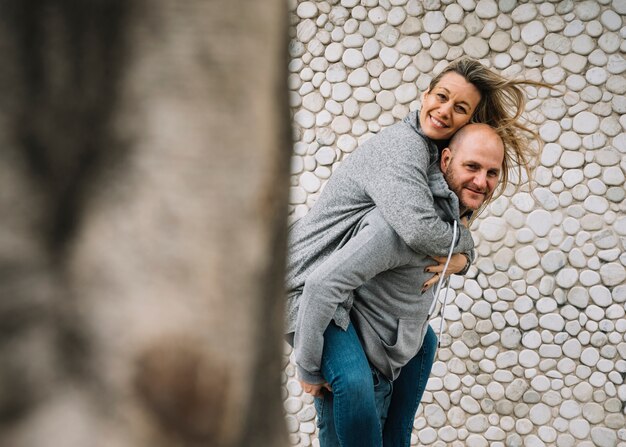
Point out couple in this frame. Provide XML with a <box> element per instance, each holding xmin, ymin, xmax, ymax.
<box><xmin>285</xmin><ymin>58</ymin><xmax>541</xmax><ymax>446</ymax></box>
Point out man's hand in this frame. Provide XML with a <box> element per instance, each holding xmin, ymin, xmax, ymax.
<box><xmin>422</xmin><ymin>253</ymin><xmax>469</xmax><ymax>293</ymax></box>
<box><xmin>299</xmin><ymin>379</ymin><xmax>332</xmax><ymax>397</ymax></box>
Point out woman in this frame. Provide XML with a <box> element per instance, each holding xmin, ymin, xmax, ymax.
<box><xmin>285</xmin><ymin>57</ymin><xmax>543</xmax><ymax>446</ymax></box>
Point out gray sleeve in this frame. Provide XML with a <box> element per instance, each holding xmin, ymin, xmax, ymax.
<box><xmin>362</xmin><ymin>134</ymin><xmax>474</xmax><ymax>256</ymax></box>
<box><xmin>294</xmin><ymin>213</ymin><xmax>405</xmax><ymax>384</ymax></box>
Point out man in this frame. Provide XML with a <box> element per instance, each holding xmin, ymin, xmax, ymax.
<box><xmin>287</xmin><ymin>123</ymin><xmax>504</xmax><ymax>446</ymax></box>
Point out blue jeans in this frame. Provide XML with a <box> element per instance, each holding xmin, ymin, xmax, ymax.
<box><xmin>314</xmin><ymin>322</ymin><xmax>437</xmax><ymax>447</ymax></box>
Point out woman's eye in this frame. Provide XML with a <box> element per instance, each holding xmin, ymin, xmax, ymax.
<box><xmin>437</xmin><ymin>93</ymin><xmax>446</xmax><ymax>100</ymax></box>
<box><xmin>454</xmin><ymin>105</ymin><xmax>467</xmax><ymax>113</ymax></box>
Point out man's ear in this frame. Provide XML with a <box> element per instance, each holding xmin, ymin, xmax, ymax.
<box><xmin>440</xmin><ymin>147</ymin><xmax>452</xmax><ymax>172</ymax></box>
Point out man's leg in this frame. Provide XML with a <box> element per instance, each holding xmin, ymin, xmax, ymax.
<box><xmin>314</xmin><ymin>321</ymin><xmax>383</xmax><ymax>447</ymax></box>
<box><xmin>382</xmin><ymin>325</ymin><xmax>438</xmax><ymax>447</ymax></box>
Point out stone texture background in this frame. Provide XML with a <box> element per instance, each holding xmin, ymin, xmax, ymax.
<box><xmin>282</xmin><ymin>1</ymin><xmax>626</xmax><ymax>446</ymax></box>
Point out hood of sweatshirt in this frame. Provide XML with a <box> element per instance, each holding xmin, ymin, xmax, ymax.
<box><xmin>403</xmin><ymin>110</ymin><xmax>462</xmax><ymax>220</ymax></box>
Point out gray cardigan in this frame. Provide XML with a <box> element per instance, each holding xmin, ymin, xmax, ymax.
<box><xmin>285</xmin><ymin>111</ymin><xmax>474</xmax><ymax>382</ymax></box>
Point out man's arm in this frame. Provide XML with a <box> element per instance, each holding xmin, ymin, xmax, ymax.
<box><xmin>294</xmin><ymin>211</ymin><xmax>407</xmax><ymax>385</ymax></box>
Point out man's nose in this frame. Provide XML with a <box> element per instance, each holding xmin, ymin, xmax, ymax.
<box><xmin>474</xmin><ymin>172</ymin><xmax>488</xmax><ymax>190</ymax></box>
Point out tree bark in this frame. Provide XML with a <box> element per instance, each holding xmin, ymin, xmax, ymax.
<box><xmin>0</xmin><ymin>1</ymin><xmax>290</xmax><ymax>446</ymax></box>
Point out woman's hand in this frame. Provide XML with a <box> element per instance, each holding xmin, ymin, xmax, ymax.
<box><xmin>299</xmin><ymin>379</ymin><xmax>332</xmax><ymax>397</ymax></box>
<box><xmin>421</xmin><ymin>253</ymin><xmax>469</xmax><ymax>293</ymax></box>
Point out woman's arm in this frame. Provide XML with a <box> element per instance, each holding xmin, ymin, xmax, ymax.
<box><xmin>364</xmin><ymin>157</ymin><xmax>474</xmax><ymax>257</ymax></box>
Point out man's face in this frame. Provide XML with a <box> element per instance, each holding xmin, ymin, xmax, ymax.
<box><xmin>440</xmin><ymin>129</ymin><xmax>504</xmax><ymax>212</ymax></box>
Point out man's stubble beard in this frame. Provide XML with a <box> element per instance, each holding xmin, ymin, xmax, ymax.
<box><xmin>443</xmin><ymin>163</ymin><xmax>490</xmax><ymax>213</ymax></box>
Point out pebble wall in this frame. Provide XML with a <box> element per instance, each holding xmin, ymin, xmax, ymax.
<box><xmin>282</xmin><ymin>1</ymin><xmax>626</xmax><ymax>446</ymax></box>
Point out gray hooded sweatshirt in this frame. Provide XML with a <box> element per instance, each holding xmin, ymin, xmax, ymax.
<box><xmin>285</xmin><ymin>111</ymin><xmax>474</xmax><ymax>383</ymax></box>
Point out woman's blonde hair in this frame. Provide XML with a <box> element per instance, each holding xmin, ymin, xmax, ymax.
<box><xmin>429</xmin><ymin>57</ymin><xmax>551</xmax><ymax>214</ymax></box>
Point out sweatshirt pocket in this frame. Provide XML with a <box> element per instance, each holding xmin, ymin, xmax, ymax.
<box><xmin>380</xmin><ymin>318</ymin><xmax>422</xmax><ymax>369</ymax></box>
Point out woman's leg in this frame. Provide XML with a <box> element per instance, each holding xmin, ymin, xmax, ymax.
<box><xmin>314</xmin><ymin>321</ymin><xmax>383</xmax><ymax>447</ymax></box>
<box><xmin>382</xmin><ymin>325</ymin><xmax>438</xmax><ymax>447</ymax></box>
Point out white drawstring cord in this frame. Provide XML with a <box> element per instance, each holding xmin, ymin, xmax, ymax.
<box><xmin>427</xmin><ymin>220</ymin><xmax>458</xmax><ymax>347</ymax></box>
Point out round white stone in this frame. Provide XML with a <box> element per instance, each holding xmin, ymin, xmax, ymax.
<box><xmin>294</xmin><ymin>109</ymin><xmax>316</xmax><ymax>128</ymax></box>
<box><xmin>379</xmin><ymin>69</ymin><xmax>402</xmax><ymax>89</ymax></box>
<box><xmin>599</xmin><ymin>33</ymin><xmax>621</xmax><ymax>53</ymax></box>
<box><xmin>397</xmin><ymin>36</ymin><xmax>422</xmax><ymax>55</ymax></box>
<box><xmin>478</xmin><ymin>216</ymin><xmax>507</xmax><ymax>242</ymax></box>
<box><xmin>463</xmin><ymin>37</ymin><xmax>490</xmax><ymax>58</ymax></box>
<box><xmin>347</xmin><ymin>68</ymin><xmax>369</xmax><ymax>87</ymax></box>
<box><xmin>442</xmin><ymin>24</ymin><xmax>468</xmax><ymax>45</ymax></box>
<box><xmin>529</xmin><ymin>403</ymin><xmax>551</xmax><ymax>425</ymax></box>
<box><xmin>423</xmin><ymin>11</ymin><xmax>446</xmax><ymax>33</ymax></box>
<box><xmin>337</xmin><ymin>134</ymin><xmax>357</xmax><ymax>153</ymax></box>
<box><xmin>324</xmin><ymin>42</ymin><xmax>344</xmax><ymax>63</ymax></box>
<box><xmin>475</xmin><ymin>0</ymin><xmax>498</xmax><ymax>18</ymax></box>
<box><xmin>297</xmin><ymin>2</ymin><xmax>318</xmax><ymax>19</ymax></box>
<box><xmin>424</xmin><ymin>404</ymin><xmax>446</xmax><ymax>427</ymax></box>
<box><xmin>362</xmin><ymin>38</ymin><xmax>381</xmax><ymax>60</ymax></box>
<box><xmin>599</xmin><ymin>263</ymin><xmax>626</xmax><ymax>287</ymax></box>
<box><xmin>544</xmin><ymin>33</ymin><xmax>571</xmax><ymax>55</ymax></box>
<box><xmin>560</xmin><ymin>400</ymin><xmax>582</xmax><ymax>419</ymax></box>
<box><xmin>302</xmin><ymin>92</ymin><xmax>325</xmax><ymax>113</ymax></box>
<box><xmin>559</xmin><ymin>151</ymin><xmax>585</xmax><ymax>169</ymax></box>
<box><xmin>521</xmin><ymin>21</ymin><xmax>547</xmax><ymax>45</ymax></box>
<box><xmin>580</xmin><ymin>347</ymin><xmax>600</xmax><ymax>367</ymax></box>
<box><xmin>297</xmin><ymin>20</ymin><xmax>317</xmax><ymax>43</ymax></box>
<box><xmin>388</xmin><ymin>7</ymin><xmax>407</xmax><ymax>26</ymax></box>
<box><xmin>556</xmin><ymin>268</ymin><xmax>578</xmax><ymax>288</ymax></box>
<box><xmin>331</xmin><ymin>83</ymin><xmax>351</xmax><ymax>102</ymax></box>
<box><xmin>342</xmin><ymin>48</ymin><xmax>364</xmax><ymax>69</ymax></box>
<box><xmin>601</xmin><ymin>10</ymin><xmax>622</xmax><ymax>30</ymax></box>
<box><xmin>379</xmin><ymin>47</ymin><xmax>399</xmax><ymax>68</ymax></box>
<box><xmin>299</xmin><ymin>172</ymin><xmax>320</xmax><ymax>193</ymax></box>
<box><xmin>583</xmin><ymin>196</ymin><xmax>609</xmax><ymax>214</ymax></box>
<box><xmin>512</xmin><ymin>3</ymin><xmax>538</xmax><ymax>23</ymax></box>
<box><xmin>314</xmin><ymin>147</ymin><xmax>336</xmax><ymax>165</ymax></box>
<box><xmin>572</xmin><ymin>112</ymin><xmax>600</xmax><ymax>134</ymax></box>
<box><xmin>539</xmin><ymin>121</ymin><xmax>561</xmax><ymax>142</ymax></box>
<box><xmin>572</xmin><ymin>34</ymin><xmax>595</xmax><ymax>55</ymax></box>
<box><xmin>515</xmin><ymin>246</ymin><xmax>540</xmax><ymax>269</ymax></box>
<box><xmin>603</xmin><ymin>166</ymin><xmax>625</xmax><ymax>185</ymax></box>
<box><xmin>586</xmin><ymin>67</ymin><xmax>608</xmax><ymax>86</ymax></box>
<box><xmin>394</xmin><ymin>83</ymin><xmax>417</xmax><ymax>104</ymax></box>
<box><xmin>575</xmin><ymin>1</ymin><xmax>601</xmax><ymax>20</ymax></box>
<box><xmin>326</xmin><ymin>63</ymin><xmax>347</xmax><ymax>83</ymax></box>
<box><xmin>539</xmin><ymin>314</ymin><xmax>565</xmax><ymax>332</ymax></box>
<box><xmin>359</xmin><ymin>103</ymin><xmax>381</xmax><ymax>120</ymax></box>
<box><xmin>460</xmin><ymin>396</ymin><xmax>481</xmax><ymax>414</ymax></box>
<box><xmin>368</xmin><ymin>6</ymin><xmax>387</xmax><ymax>25</ymax></box>
<box><xmin>526</xmin><ymin>210</ymin><xmax>553</xmax><ymax>237</ymax></box>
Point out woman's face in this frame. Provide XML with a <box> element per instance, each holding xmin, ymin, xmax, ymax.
<box><xmin>419</xmin><ymin>72</ymin><xmax>482</xmax><ymax>141</ymax></box>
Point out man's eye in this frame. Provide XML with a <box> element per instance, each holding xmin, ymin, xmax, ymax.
<box><xmin>437</xmin><ymin>93</ymin><xmax>446</xmax><ymax>100</ymax></box>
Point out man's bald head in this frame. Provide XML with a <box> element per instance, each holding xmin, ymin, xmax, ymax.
<box><xmin>448</xmin><ymin>123</ymin><xmax>504</xmax><ymax>157</ymax></box>
<box><xmin>440</xmin><ymin>124</ymin><xmax>505</xmax><ymax>213</ymax></box>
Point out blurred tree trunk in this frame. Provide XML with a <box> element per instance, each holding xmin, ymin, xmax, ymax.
<box><xmin>0</xmin><ymin>1</ymin><xmax>290</xmax><ymax>446</ymax></box>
